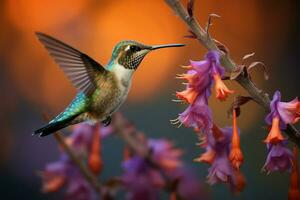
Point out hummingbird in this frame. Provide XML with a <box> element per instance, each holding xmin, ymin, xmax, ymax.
<box><xmin>34</xmin><ymin>32</ymin><xmax>184</xmax><ymax>137</ymax></box>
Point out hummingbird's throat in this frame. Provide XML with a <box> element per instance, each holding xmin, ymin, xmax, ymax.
<box><xmin>118</xmin><ymin>50</ymin><xmax>148</xmax><ymax>70</ymax></box>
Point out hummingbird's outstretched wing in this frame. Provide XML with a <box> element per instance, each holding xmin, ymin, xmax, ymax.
<box><xmin>36</xmin><ymin>32</ymin><xmax>107</xmax><ymax>96</ymax></box>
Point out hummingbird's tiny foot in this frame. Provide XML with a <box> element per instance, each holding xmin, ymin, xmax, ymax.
<box><xmin>102</xmin><ymin>116</ymin><xmax>112</xmax><ymax>127</ymax></box>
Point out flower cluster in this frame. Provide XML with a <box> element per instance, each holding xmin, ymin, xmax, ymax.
<box><xmin>172</xmin><ymin>51</ymin><xmax>234</xmax><ymax>133</ymax></box>
<box><xmin>122</xmin><ymin>137</ymin><xmax>205</xmax><ymax>200</ymax></box>
<box><xmin>174</xmin><ymin>50</ymin><xmax>300</xmax><ymax>195</ymax></box>
<box><xmin>195</xmin><ymin>119</ymin><xmax>245</xmax><ymax>193</ymax></box>
<box><xmin>173</xmin><ymin>51</ymin><xmax>245</xmax><ymax>192</ymax></box>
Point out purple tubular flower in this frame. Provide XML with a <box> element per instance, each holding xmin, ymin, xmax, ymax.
<box><xmin>177</xmin><ymin>95</ymin><xmax>213</xmax><ymax>132</ymax></box>
<box><xmin>188</xmin><ymin>60</ymin><xmax>213</xmax><ymax>97</ymax></box>
<box><xmin>174</xmin><ymin>50</ymin><xmax>233</xmax><ymax>132</ymax></box>
<box><xmin>207</xmin><ymin>152</ymin><xmax>233</xmax><ymax>184</ymax></box>
<box><xmin>263</xmin><ymin>141</ymin><xmax>294</xmax><ymax>173</ymax></box>
<box><xmin>176</xmin><ymin>50</ymin><xmax>225</xmax><ymax>104</ymax></box>
<box><xmin>205</xmin><ymin>50</ymin><xmax>225</xmax><ymax>77</ymax></box>
<box><xmin>197</xmin><ymin>126</ymin><xmax>245</xmax><ymax>191</ymax></box>
<box><xmin>205</xmin><ymin>127</ymin><xmax>234</xmax><ymax>184</ymax></box>
<box><xmin>207</xmin><ymin>126</ymin><xmax>233</xmax><ymax>151</ymax></box>
<box><xmin>265</xmin><ymin>90</ymin><xmax>300</xmax><ymax>129</ymax></box>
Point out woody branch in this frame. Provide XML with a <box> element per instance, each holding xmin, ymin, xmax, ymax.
<box><xmin>164</xmin><ymin>0</ymin><xmax>300</xmax><ymax>146</ymax></box>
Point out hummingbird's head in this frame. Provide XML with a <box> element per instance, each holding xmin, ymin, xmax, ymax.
<box><xmin>109</xmin><ymin>40</ymin><xmax>185</xmax><ymax>70</ymax></box>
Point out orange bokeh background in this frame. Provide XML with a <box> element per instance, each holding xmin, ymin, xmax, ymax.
<box><xmin>1</xmin><ymin>1</ymin><xmax>299</xmax><ymax>199</ymax></box>
<box><xmin>2</xmin><ymin>0</ymin><xmax>293</xmax><ymax>130</ymax></box>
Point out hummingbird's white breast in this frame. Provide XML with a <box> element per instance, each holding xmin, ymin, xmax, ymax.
<box><xmin>111</xmin><ymin>63</ymin><xmax>134</xmax><ymax>85</ymax></box>
<box><xmin>88</xmin><ymin>63</ymin><xmax>134</xmax><ymax>121</ymax></box>
<box><xmin>108</xmin><ymin>63</ymin><xmax>134</xmax><ymax>113</ymax></box>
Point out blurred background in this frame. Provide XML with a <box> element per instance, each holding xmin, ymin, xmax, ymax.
<box><xmin>0</xmin><ymin>0</ymin><xmax>299</xmax><ymax>199</ymax></box>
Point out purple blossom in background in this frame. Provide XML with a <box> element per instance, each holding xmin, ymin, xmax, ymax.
<box><xmin>66</xmin><ymin>123</ymin><xmax>112</xmax><ymax>158</ymax></box>
<box><xmin>263</xmin><ymin>141</ymin><xmax>293</xmax><ymax>173</ymax></box>
<box><xmin>40</xmin><ymin>154</ymin><xmax>98</xmax><ymax>200</ymax></box>
<box><xmin>148</xmin><ymin>139</ymin><xmax>183</xmax><ymax>170</ymax></box>
<box><xmin>40</xmin><ymin>123</ymin><xmax>112</xmax><ymax>199</ymax></box>
<box><xmin>122</xmin><ymin>157</ymin><xmax>165</xmax><ymax>200</ymax></box>
<box><xmin>122</xmin><ymin>138</ymin><xmax>204</xmax><ymax>200</ymax></box>
<box><xmin>168</xmin><ymin>168</ymin><xmax>205</xmax><ymax>200</ymax></box>
<box><xmin>176</xmin><ymin>50</ymin><xmax>225</xmax><ymax>104</ymax></box>
<box><xmin>40</xmin><ymin>121</ymin><xmax>206</xmax><ymax>199</ymax></box>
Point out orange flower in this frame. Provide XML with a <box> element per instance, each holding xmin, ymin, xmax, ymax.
<box><xmin>213</xmin><ymin>74</ymin><xmax>234</xmax><ymax>101</ymax></box>
<box><xmin>288</xmin><ymin>147</ymin><xmax>300</xmax><ymax>200</ymax></box>
<box><xmin>264</xmin><ymin>117</ymin><xmax>285</xmax><ymax>144</ymax></box>
<box><xmin>229</xmin><ymin>109</ymin><xmax>244</xmax><ymax>169</ymax></box>
<box><xmin>230</xmin><ymin>148</ymin><xmax>244</xmax><ymax>170</ymax></box>
<box><xmin>88</xmin><ymin>126</ymin><xmax>103</xmax><ymax>175</ymax></box>
<box><xmin>232</xmin><ymin>169</ymin><xmax>246</xmax><ymax>194</ymax></box>
<box><xmin>176</xmin><ymin>88</ymin><xmax>198</xmax><ymax>104</ymax></box>
<box><xmin>40</xmin><ymin>173</ymin><xmax>66</xmax><ymax>193</ymax></box>
<box><xmin>123</xmin><ymin>145</ymin><xmax>132</xmax><ymax>162</ymax></box>
<box><xmin>194</xmin><ymin>150</ymin><xmax>216</xmax><ymax>164</ymax></box>
<box><xmin>169</xmin><ymin>191</ymin><xmax>177</xmax><ymax>200</ymax></box>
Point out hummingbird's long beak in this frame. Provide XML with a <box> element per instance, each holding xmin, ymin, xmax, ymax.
<box><xmin>150</xmin><ymin>44</ymin><xmax>185</xmax><ymax>50</ymax></box>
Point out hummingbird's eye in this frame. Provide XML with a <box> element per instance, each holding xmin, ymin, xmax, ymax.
<box><xmin>130</xmin><ymin>45</ymin><xmax>141</xmax><ymax>52</ymax></box>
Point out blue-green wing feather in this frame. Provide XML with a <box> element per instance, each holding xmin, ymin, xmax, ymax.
<box><xmin>34</xmin><ymin>92</ymin><xmax>88</xmax><ymax>136</ymax></box>
<box><xmin>50</xmin><ymin>92</ymin><xmax>88</xmax><ymax>123</ymax></box>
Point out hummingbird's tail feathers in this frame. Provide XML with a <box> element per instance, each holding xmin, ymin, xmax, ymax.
<box><xmin>34</xmin><ymin>114</ymin><xmax>79</xmax><ymax>137</ymax></box>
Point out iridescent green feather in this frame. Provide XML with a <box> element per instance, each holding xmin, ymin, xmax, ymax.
<box><xmin>50</xmin><ymin>92</ymin><xmax>88</xmax><ymax>123</ymax></box>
